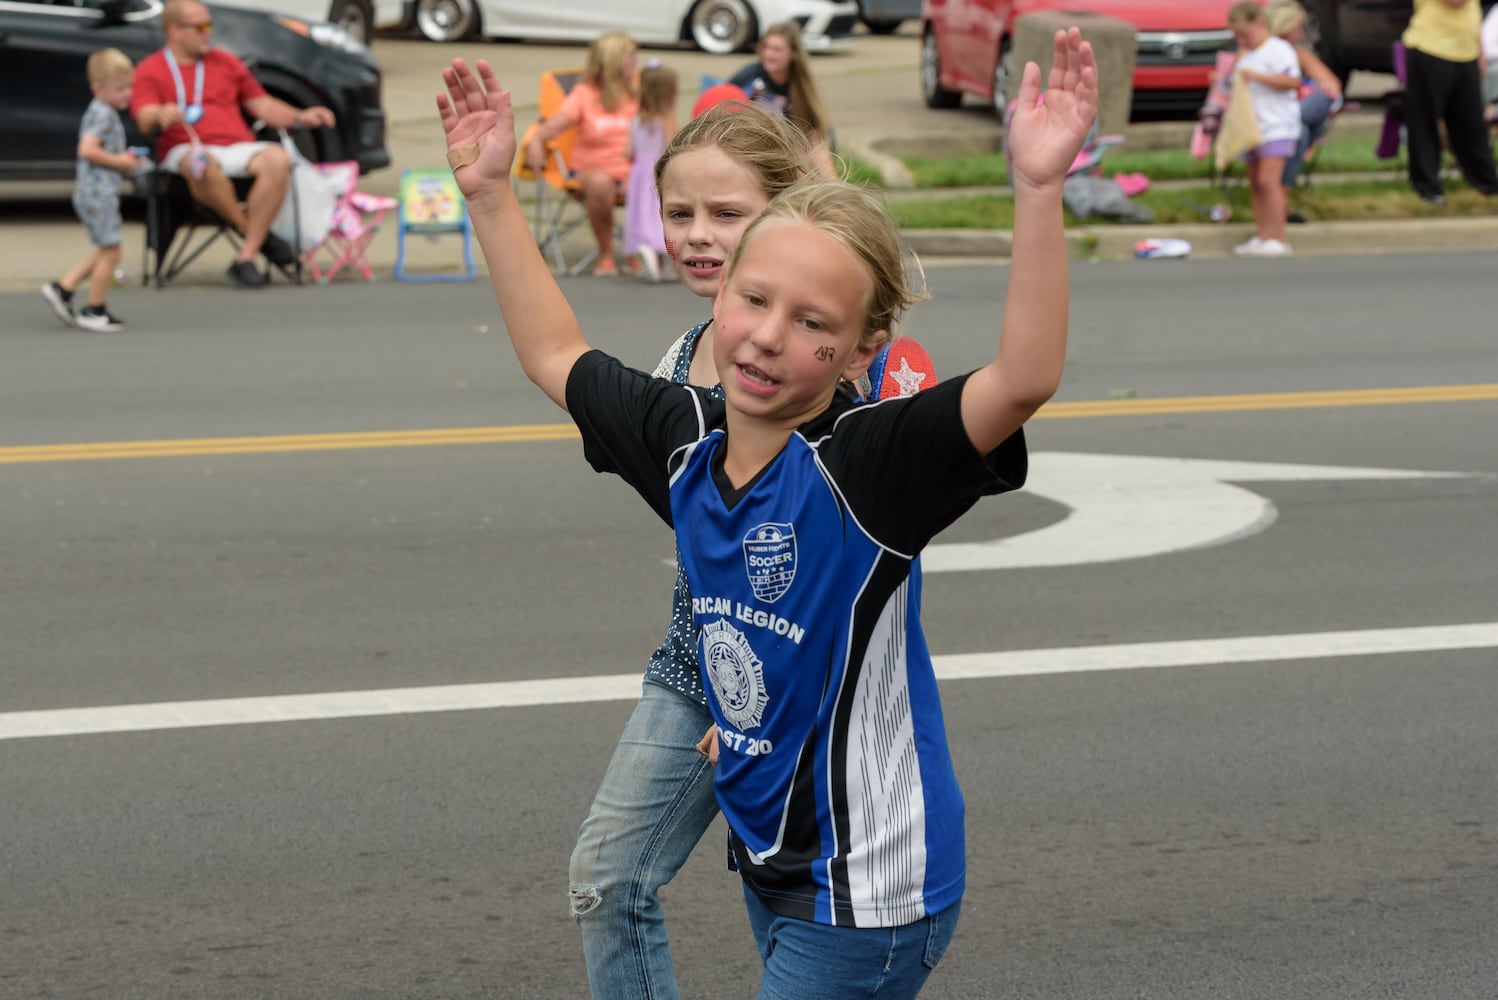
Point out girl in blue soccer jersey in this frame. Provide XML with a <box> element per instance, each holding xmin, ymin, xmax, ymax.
<box><xmin>437</xmin><ymin>31</ymin><xmax>1097</xmax><ymax>999</ymax></box>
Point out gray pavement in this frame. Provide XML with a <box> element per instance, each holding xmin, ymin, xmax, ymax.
<box><xmin>4</xmin><ymin>253</ymin><xmax>1497</xmax><ymax>998</ymax></box>
<box><xmin>2</xmin><ymin>28</ymin><xmax>1493</xmax><ymax>293</ymax></box>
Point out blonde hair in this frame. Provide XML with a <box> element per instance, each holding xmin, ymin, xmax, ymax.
<box><xmin>638</xmin><ymin>63</ymin><xmax>678</xmax><ymax>123</ymax></box>
<box><xmin>87</xmin><ymin>48</ymin><xmax>134</xmax><ymax>84</ymax></box>
<box><xmin>760</xmin><ymin>21</ymin><xmax>832</xmax><ymax>138</ymax></box>
<box><xmin>1228</xmin><ymin>0</ymin><xmax>1265</xmax><ymax>27</ymax></box>
<box><xmin>731</xmin><ymin>179</ymin><xmax>926</xmax><ymax>343</ymax></box>
<box><xmin>1264</xmin><ymin>1</ymin><xmax>1306</xmax><ymax>38</ymax></box>
<box><xmin>655</xmin><ymin>102</ymin><xmax>814</xmax><ymax>200</ymax></box>
<box><xmin>586</xmin><ymin>32</ymin><xmax>637</xmax><ymax>111</ymax></box>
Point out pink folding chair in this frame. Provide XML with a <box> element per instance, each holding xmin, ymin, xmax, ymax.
<box><xmin>302</xmin><ymin>161</ymin><xmax>399</xmax><ymax>283</ymax></box>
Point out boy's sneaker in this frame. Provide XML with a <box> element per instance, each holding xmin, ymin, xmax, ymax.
<box><xmin>1256</xmin><ymin>239</ymin><xmax>1293</xmax><ymax>257</ymax></box>
<box><xmin>227</xmin><ymin>259</ymin><xmax>267</xmax><ymax>288</ymax></box>
<box><xmin>76</xmin><ymin>305</ymin><xmax>125</xmax><ymax>332</ymax></box>
<box><xmin>636</xmin><ymin>246</ymin><xmax>661</xmax><ymax>283</ymax></box>
<box><xmin>1232</xmin><ymin>236</ymin><xmax>1264</xmax><ymax>257</ymax></box>
<box><xmin>41</xmin><ymin>282</ymin><xmax>75</xmax><ymax>326</ymax></box>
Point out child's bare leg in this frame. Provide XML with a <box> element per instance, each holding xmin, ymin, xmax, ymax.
<box><xmin>85</xmin><ymin>246</ymin><xmax>121</xmax><ymax>308</ymax></box>
<box><xmin>59</xmin><ymin>250</ymin><xmax>101</xmax><ymax>293</ymax></box>
<box><xmin>580</xmin><ymin>171</ymin><xmax>617</xmax><ymax>263</ymax></box>
<box><xmin>1253</xmin><ymin>158</ymin><xmax>1288</xmax><ymax>242</ymax></box>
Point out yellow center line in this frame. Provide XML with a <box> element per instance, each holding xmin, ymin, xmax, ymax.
<box><xmin>2</xmin><ymin>384</ymin><xmax>1496</xmax><ymax>465</ymax></box>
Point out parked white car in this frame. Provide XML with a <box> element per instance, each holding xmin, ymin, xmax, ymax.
<box><xmin>214</xmin><ymin>0</ymin><xmax>404</xmax><ymax>43</ymax></box>
<box><xmin>403</xmin><ymin>0</ymin><xmax>858</xmax><ymax>52</ymax></box>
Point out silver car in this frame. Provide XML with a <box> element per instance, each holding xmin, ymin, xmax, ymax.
<box><xmin>406</xmin><ymin>0</ymin><xmax>859</xmax><ymax>52</ymax></box>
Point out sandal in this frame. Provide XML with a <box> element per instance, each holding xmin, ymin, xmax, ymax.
<box><xmin>592</xmin><ymin>258</ymin><xmax>618</xmax><ymax>277</ymax></box>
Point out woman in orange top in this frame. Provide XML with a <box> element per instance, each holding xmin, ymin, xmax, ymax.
<box><xmin>525</xmin><ymin>32</ymin><xmax>639</xmax><ymax>275</ymax></box>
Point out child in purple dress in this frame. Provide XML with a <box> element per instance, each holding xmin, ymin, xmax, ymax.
<box><xmin>623</xmin><ymin>61</ymin><xmax>677</xmax><ymax>283</ymax></box>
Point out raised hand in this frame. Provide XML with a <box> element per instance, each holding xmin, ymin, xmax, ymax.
<box><xmin>1006</xmin><ymin>28</ymin><xmax>1098</xmax><ymax>193</ymax></box>
<box><xmin>436</xmin><ymin>58</ymin><xmax>515</xmax><ymax>199</ymax></box>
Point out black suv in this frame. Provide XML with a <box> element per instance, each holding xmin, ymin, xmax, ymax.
<box><xmin>0</xmin><ymin>0</ymin><xmax>389</xmax><ymax>181</ymax></box>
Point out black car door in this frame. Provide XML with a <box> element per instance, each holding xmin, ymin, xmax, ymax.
<box><xmin>0</xmin><ymin>0</ymin><xmax>159</xmax><ymax>180</ymax></box>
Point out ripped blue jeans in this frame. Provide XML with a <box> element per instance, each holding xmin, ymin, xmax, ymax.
<box><xmin>568</xmin><ymin>681</ymin><xmax>719</xmax><ymax>1000</ymax></box>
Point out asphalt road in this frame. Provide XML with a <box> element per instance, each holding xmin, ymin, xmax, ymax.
<box><xmin>2</xmin><ymin>252</ymin><xmax>1496</xmax><ymax>999</ymax></box>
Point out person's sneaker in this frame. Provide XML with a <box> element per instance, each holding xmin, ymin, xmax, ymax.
<box><xmin>1256</xmin><ymin>239</ymin><xmax>1293</xmax><ymax>257</ymax></box>
<box><xmin>1286</xmin><ymin>211</ymin><xmax>1307</xmax><ymax>225</ymax></box>
<box><xmin>1232</xmin><ymin>236</ymin><xmax>1264</xmax><ymax>257</ymax></box>
<box><xmin>41</xmin><ymin>282</ymin><xmax>75</xmax><ymax>326</ymax></box>
<box><xmin>260</xmin><ymin>232</ymin><xmax>297</xmax><ymax>268</ymax></box>
<box><xmin>76</xmin><ymin>305</ymin><xmax>124</xmax><ymax>332</ymax></box>
<box><xmin>1420</xmin><ymin>193</ymin><xmax>1447</xmax><ymax>207</ymax></box>
<box><xmin>635</xmin><ymin>246</ymin><xmax>661</xmax><ymax>283</ymax></box>
<box><xmin>227</xmin><ymin>259</ymin><xmax>267</xmax><ymax>288</ymax></box>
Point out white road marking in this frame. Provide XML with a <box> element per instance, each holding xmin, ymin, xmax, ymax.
<box><xmin>924</xmin><ymin>453</ymin><xmax>1464</xmax><ymax>571</ymax></box>
<box><xmin>3</xmin><ymin>623</ymin><xmax>1495</xmax><ymax>741</ymax></box>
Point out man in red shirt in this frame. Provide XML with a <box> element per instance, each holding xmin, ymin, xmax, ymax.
<box><xmin>132</xmin><ymin>0</ymin><xmax>337</xmax><ymax>287</ymax></box>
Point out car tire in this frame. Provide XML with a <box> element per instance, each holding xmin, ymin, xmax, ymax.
<box><xmin>990</xmin><ymin>39</ymin><xmax>1013</xmax><ymax>118</ymax></box>
<box><xmin>862</xmin><ymin>19</ymin><xmax>902</xmax><ymax>35</ymax></box>
<box><xmin>687</xmin><ymin>0</ymin><xmax>757</xmax><ymax>55</ymax></box>
<box><xmin>414</xmin><ymin>0</ymin><xmax>478</xmax><ymax>42</ymax></box>
<box><xmin>921</xmin><ymin>30</ymin><xmax>962</xmax><ymax>109</ymax></box>
<box><xmin>327</xmin><ymin>0</ymin><xmax>374</xmax><ymax>43</ymax></box>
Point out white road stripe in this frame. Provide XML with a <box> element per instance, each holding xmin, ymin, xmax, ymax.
<box><xmin>3</xmin><ymin>623</ymin><xmax>1495</xmax><ymax>741</ymax></box>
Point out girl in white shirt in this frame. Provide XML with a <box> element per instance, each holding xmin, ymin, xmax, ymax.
<box><xmin>1227</xmin><ymin>0</ymin><xmax>1302</xmax><ymax>257</ymax></box>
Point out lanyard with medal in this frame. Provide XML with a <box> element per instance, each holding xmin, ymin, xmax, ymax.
<box><xmin>166</xmin><ymin>57</ymin><xmax>210</xmax><ymax>178</ymax></box>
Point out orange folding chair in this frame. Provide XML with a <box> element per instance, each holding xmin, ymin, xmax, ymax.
<box><xmin>512</xmin><ymin>67</ymin><xmax>624</xmax><ymax>276</ymax></box>
<box><xmin>301</xmin><ymin>161</ymin><xmax>399</xmax><ymax>283</ymax></box>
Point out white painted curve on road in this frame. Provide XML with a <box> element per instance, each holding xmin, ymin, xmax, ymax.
<box><xmin>923</xmin><ymin>453</ymin><xmax>1461</xmax><ymax>571</ymax></box>
<box><xmin>3</xmin><ymin>623</ymin><xmax>1495</xmax><ymax>741</ymax></box>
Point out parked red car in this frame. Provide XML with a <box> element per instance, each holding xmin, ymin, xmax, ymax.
<box><xmin>921</xmin><ymin>0</ymin><xmax>1242</xmax><ymax>118</ymax></box>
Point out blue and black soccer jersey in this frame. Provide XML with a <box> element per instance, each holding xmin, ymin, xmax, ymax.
<box><xmin>567</xmin><ymin>350</ymin><xmax>1026</xmax><ymax>929</ymax></box>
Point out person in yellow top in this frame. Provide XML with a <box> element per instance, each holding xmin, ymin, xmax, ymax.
<box><xmin>1401</xmin><ymin>0</ymin><xmax>1498</xmax><ymax>204</ymax></box>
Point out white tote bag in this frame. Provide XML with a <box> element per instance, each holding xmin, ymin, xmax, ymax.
<box><xmin>269</xmin><ymin>134</ymin><xmax>354</xmax><ymax>253</ymax></box>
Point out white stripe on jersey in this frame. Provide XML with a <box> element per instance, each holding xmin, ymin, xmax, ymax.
<box><xmin>842</xmin><ymin>578</ymin><xmax>929</xmax><ymax>927</ymax></box>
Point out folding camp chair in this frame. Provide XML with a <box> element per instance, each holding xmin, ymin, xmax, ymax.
<box><xmin>301</xmin><ymin>161</ymin><xmax>398</xmax><ymax>282</ymax></box>
<box><xmin>140</xmin><ymin>125</ymin><xmax>303</xmax><ymax>288</ymax></box>
<box><xmin>512</xmin><ymin>67</ymin><xmax>625</xmax><ymax>276</ymax></box>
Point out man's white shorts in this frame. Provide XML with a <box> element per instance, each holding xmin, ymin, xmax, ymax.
<box><xmin>162</xmin><ymin>140</ymin><xmax>277</xmax><ymax>177</ymax></box>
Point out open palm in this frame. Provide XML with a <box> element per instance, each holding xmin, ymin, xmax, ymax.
<box><xmin>436</xmin><ymin>58</ymin><xmax>515</xmax><ymax>199</ymax></box>
<box><xmin>1006</xmin><ymin>28</ymin><xmax>1099</xmax><ymax>192</ymax></box>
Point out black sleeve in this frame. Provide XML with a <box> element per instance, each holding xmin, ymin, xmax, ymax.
<box><xmin>565</xmin><ymin>350</ymin><xmax>709</xmax><ymax>526</ymax></box>
<box><xmin>821</xmin><ymin>372</ymin><xmax>1027</xmax><ymax>554</ymax></box>
<box><xmin>728</xmin><ymin>63</ymin><xmax>760</xmax><ymax>89</ymax></box>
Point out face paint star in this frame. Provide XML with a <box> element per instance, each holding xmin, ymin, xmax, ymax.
<box><xmin>888</xmin><ymin>357</ymin><xmax>928</xmax><ymax>397</ymax></box>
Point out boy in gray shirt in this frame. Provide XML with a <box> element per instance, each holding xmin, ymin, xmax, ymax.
<box><xmin>41</xmin><ymin>48</ymin><xmax>144</xmax><ymax>332</ymax></box>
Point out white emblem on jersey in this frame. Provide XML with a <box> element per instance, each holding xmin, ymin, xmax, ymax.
<box><xmin>700</xmin><ymin>618</ymin><xmax>770</xmax><ymax>731</ymax></box>
<box><xmin>743</xmin><ymin>522</ymin><xmax>797</xmax><ymax>603</ymax></box>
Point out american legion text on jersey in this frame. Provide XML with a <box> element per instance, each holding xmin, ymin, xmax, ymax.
<box><xmin>567</xmin><ymin>350</ymin><xmax>1026</xmax><ymax>929</ymax></box>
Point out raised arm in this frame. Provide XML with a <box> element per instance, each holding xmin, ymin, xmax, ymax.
<box><xmin>960</xmin><ymin>28</ymin><xmax>1096</xmax><ymax>456</ymax></box>
<box><xmin>438</xmin><ymin>58</ymin><xmax>589</xmax><ymax>411</ymax></box>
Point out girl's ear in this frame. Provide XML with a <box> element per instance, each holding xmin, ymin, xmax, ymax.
<box><xmin>839</xmin><ymin>330</ymin><xmax>888</xmax><ymax>383</ymax></box>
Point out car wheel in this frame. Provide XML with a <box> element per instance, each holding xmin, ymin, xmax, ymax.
<box><xmin>415</xmin><ymin>0</ymin><xmax>477</xmax><ymax>43</ymax></box>
<box><xmin>990</xmin><ymin>39</ymin><xmax>1013</xmax><ymax>117</ymax></box>
<box><xmin>858</xmin><ymin>2</ymin><xmax>901</xmax><ymax>35</ymax></box>
<box><xmin>687</xmin><ymin>0</ymin><xmax>757</xmax><ymax>55</ymax></box>
<box><xmin>921</xmin><ymin>30</ymin><xmax>962</xmax><ymax>109</ymax></box>
<box><xmin>327</xmin><ymin>0</ymin><xmax>374</xmax><ymax>44</ymax></box>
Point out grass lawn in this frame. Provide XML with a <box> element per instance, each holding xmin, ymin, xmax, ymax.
<box><xmin>892</xmin><ymin>136</ymin><xmax>1400</xmax><ymax>189</ymax></box>
<box><xmin>886</xmin><ymin>178</ymin><xmax>1498</xmax><ymax>230</ymax></box>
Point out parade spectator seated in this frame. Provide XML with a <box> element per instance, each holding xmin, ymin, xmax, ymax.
<box><xmin>522</xmin><ymin>32</ymin><xmax>638</xmax><ymax>276</ymax></box>
<box><xmin>130</xmin><ymin>0</ymin><xmax>336</xmax><ymax>288</ymax></box>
